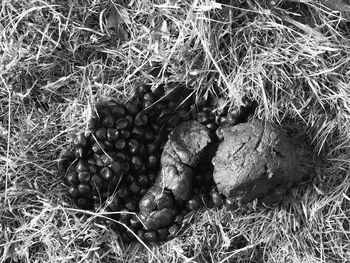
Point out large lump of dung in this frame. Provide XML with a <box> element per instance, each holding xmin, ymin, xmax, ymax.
<box><xmin>139</xmin><ymin>121</ymin><xmax>211</xmax><ymax>232</ymax></box>
<box><xmin>213</xmin><ymin>119</ymin><xmax>314</xmax><ymax>207</ymax></box>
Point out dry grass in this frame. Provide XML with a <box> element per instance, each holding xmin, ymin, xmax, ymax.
<box><xmin>1</xmin><ymin>0</ymin><xmax>350</xmax><ymax>262</ymax></box>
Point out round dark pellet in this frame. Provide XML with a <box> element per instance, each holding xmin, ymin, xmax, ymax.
<box><xmin>144</xmin><ymin>231</ymin><xmax>157</xmax><ymax>243</ymax></box>
<box><xmin>91</xmin><ymin>174</ymin><xmax>103</xmax><ymax>190</ymax></box>
<box><xmin>168</xmin><ymin>224</ymin><xmax>180</xmax><ymax>236</ymax></box>
<box><xmin>100</xmin><ymin>167</ymin><xmax>113</xmax><ymax>181</ymax></box>
<box><xmin>135</xmin><ymin>112</ymin><xmax>148</xmax><ymax>126</ymax></box>
<box><xmin>187</xmin><ymin>195</ymin><xmax>202</xmax><ymax>211</ymax></box>
<box><xmin>197</xmin><ymin>112</ymin><xmax>209</xmax><ymax>124</ymax></box>
<box><xmin>94</xmin><ymin>127</ymin><xmax>107</xmax><ymax>141</ymax></box>
<box><xmin>125</xmin><ymin>100</ymin><xmax>139</xmax><ymax>115</ymax></box>
<box><xmin>143</xmin><ymin>100</ymin><xmax>153</xmax><ymax>109</ymax></box>
<box><xmin>138</xmin><ymin>144</ymin><xmax>146</xmax><ymax>155</ymax></box>
<box><xmin>219</xmin><ymin>116</ymin><xmax>228</xmax><ymax>125</ymax></box>
<box><xmin>66</xmin><ymin>171</ymin><xmax>79</xmax><ymax>185</ymax></box>
<box><xmin>129</xmin><ymin>181</ymin><xmax>141</xmax><ymax>194</ymax></box>
<box><xmin>143</xmin><ymin>129</ymin><xmax>154</xmax><ymax>142</ymax></box>
<box><xmin>125</xmin><ymin>174</ymin><xmax>135</xmax><ymax>184</ymax></box>
<box><xmin>95</xmin><ymin>157</ymin><xmax>104</xmax><ymax>167</ymax></box>
<box><xmin>113</xmin><ymin>152</ymin><xmax>126</xmax><ymax>162</ymax></box>
<box><xmin>130</xmin><ymin>215</ymin><xmax>141</xmax><ymax>229</ymax></box>
<box><xmin>137</xmin><ymin>174</ymin><xmax>149</xmax><ymax>188</ymax></box>
<box><xmin>107</xmin><ymin>128</ymin><xmax>119</xmax><ymax>141</ymax></box>
<box><xmin>115</xmin><ymin>139</ymin><xmax>127</xmax><ymax>150</ymax></box>
<box><xmin>136</xmin><ymin>85</ymin><xmax>150</xmax><ymax>96</ymax></box>
<box><xmin>226</xmin><ymin>114</ymin><xmax>237</xmax><ymax>124</ymax></box>
<box><xmin>97</xmin><ymin>106</ymin><xmax>110</xmax><ymax>118</ymax></box>
<box><xmin>68</xmin><ymin>186</ymin><xmax>79</xmax><ymax>198</ymax></box>
<box><xmin>137</xmin><ymin>229</ymin><xmax>145</xmax><ymax>240</ymax></box>
<box><xmin>225</xmin><ymin>198</ymin><xmax>238</xmax><ymax>211</ymax></box>
<box><xmin>109</xmin><ymin>161</ymin><xmax>122</xmax><ymax>176</ymax></box>
<box><xmin>216</xmin><ymin>127</ymin><xmax>224</xmax><ymax>141</ymax></box>
<box><xmin>128</xmin><ymin>139</ymin><xmax>139</xmax><ymax>154</ymax></box>
<box><xmin>143</xmin><ymin>92</ymin><xmax>155</xmax><ymax>103</ymax></box>
<box><xmin>168</xmin><ymin>115</ymin><xmax>180</xmax><ymax>128</ymax></box>
<box><xmin>119</xmin><ymin>209</ymin><xmax>132</xmax><ymax>221</ymax></box>
<box><xmin>125</xmin><ymin>114</ymin><xmax>134</xmax><ymax>126</ymax></box>
<box><xmin>174</xmin><ymin>214</ymin><xmax>184</xmax><ymax>224</ymax></box>
<box><xmin>120</xmin><ymin>129</ymin><xmax>131</xmax><ymax>139</ymax></box>
<box><xmin>146</xmin><ymin>143</ymin><xmax>157</xmax><ymax>154</ymax></box>
<box><xmin>148</xmin><ymin>172</ymin><xmax>157</xmax><ymax>182</ymax></box>
<box><xmin>75</xmin><ymin>197</ymin><xmax>91</xmax><ymax>209</ymax></box>
<box><xmin>132</xmin><ymin>126</ymin><xmax>144</xmax><ymax>139</ymax></box>
<box><xmin>118</xmin><ymin>187</ymin><xmax>130</xmax><ymax>199</ymax></box>
<box><xmin>78</xmin><ymin>171</ymin><xmax>91</xmax><ymax>183</ymax></box>
<box><xmin>73</xmin><ymin>133</ymin><xmax>87</xmax><ymax>147</ymax></box>
<box><xmin>214</xmin><ymin>115</ymin><xmax>221</xmax><ymax>125</ymax></box>
<box><xmin>102</xmin><ymin>115</ymin><xmax>116</xmax><ymax>128</ymax></box>
<box><xmin>131</xmin><ymin>156</ymin><xmax>142</xmax><ymax>171</ymax></box>
<box><xmin>91</xmin><ymin>142</ymin><xmax>106</xmax><ymax>154</ymax></box>
<box><xmin>147</xmin><ymin>155</ymin><xmax>158</xmax><ymax>169</ymax></box>
<box><xmin>73</xmin><ymin>147</ymin><xmax>84</xmax><ymax>159</ymax></box>
<box><xmin>76</xmin><ymin>160</ymin><xmax>89</xmax><ymax>172</ymax></box>
<box><xmin>211</xmin><ymin>191</ymin><xmax>224</xmax><ymax>208</ymax></box>
<box><xmin>208</xmin><ymin>111</ymin><xmax>215</xmax><ymax>121</ymax></box>
<box><xmin>115</xmin><ymin>118</ymin><xmax>129</xmax><ymax>129</ymax></box>
<box><xmin>108</xmin><ymin>196</ymin><xmax>122</xmax><ymax>211</ymax></box>
<box><xmin>87</xmin><ymin>157</ymin><xmax>96</xmax><ymax>165</ymax></box>
<box><xmin>78</xmin><ymin>183</ymin><xmax>92</xmax><ymax>197</ymax></box>
<box><xmin>206</xmin><ymin>122</ymin><xmax>217</xmax><ymax>131</ymax></box>
<box><xmin>151</xmin><ymin>123</ymin><xmax>160</xmax><ymax>133</ymax></box>
<box><xmin>127</xmin><ymin>139</ymin><xmax>138</xmax><ymax>154</ymax></box>
<box><xmin>89</xmin><ymin>164</ymin><xmax>98</xmax><ymax>174</ymax></box>
<box><xmin>122</xmin><ymin>162</ymin><xmax>130</xmax><ymax>172</ymax></box>
<box><xmin>111</xmin><ymin>104</ymin><xmax>126</xmax><ymax>118</ymax></box>
<box><xmin>101</xmin><ymin>154</ymin><xmax>113</xmax><ymax>166</ymax></box>
<box><xmin>124</xmin><ymin>198</ymin><xmax>138</xmax><ymax>212</ymax></box>
<box><xmin>104</xmin><ymin>141</ymin><xmax>114</xmax><ymax>150</ymax></box>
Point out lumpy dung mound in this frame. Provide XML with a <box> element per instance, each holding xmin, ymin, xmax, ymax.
<box><xmin>213</xmin><ymin>120</ymin><xmax>314</xmax><ymax>207</ymax></box>
<box><xmin>59</xmin><ymin>85</ymin><xmax>315</xmax><ymax>243</ymax></box>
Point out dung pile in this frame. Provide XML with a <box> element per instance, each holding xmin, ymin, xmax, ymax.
<box><xmin>213</xmin><ymin>120</ymin><xmax>314</xmax><ymax>208</ymax></box>
<box><xmin>59</xmin><ymin>85</ymin><xmax>315</xmax><ymax>243</ymax></box>
<box><xmin>59</xmin><ymin>84</ymin><xmax>220</xmax><ymax>242</ymax></box>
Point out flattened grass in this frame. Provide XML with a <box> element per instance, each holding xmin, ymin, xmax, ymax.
<box><xmin>1</xmin><ymin>0</ymin><xmax>350</xmax><ymax>262</ymax></box>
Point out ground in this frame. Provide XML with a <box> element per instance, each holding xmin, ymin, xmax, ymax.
<box><xmin>1</xmin><ymin>0</ymin><xmax>350</xmax><ymax>262</ymax></box>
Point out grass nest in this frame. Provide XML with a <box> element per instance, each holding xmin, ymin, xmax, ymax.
<box><xmin>1</xmin><ymin>0</ymin><xmax>350</xmax><ymax>262</ymax></box>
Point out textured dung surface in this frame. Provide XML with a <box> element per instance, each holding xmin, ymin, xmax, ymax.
<box><xmin>138</xmin><ymin>121</ymin><xmax>211</xmax><ymax>231</ymax></box>
<box><xmin>168</xmin><ymin>121</ymin><xmax>212</xmax><ymax>166</ymax></box>
<box><xmin>212</xmin><ymin>119</ymin><xmax>314</xmax><ymax>205</ymax></box>
<box><xmin>156</xmin><ymin>121</ymin><xmax>211</xmax><ymax>200</ymax></box>
<box><xmin>138</xmin><ymin>186</ymin><xmax>178</xmax><ymax>231</ymax></box>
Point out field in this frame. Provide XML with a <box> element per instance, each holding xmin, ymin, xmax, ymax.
<box><xmin>1</xmin><ymin>0</ymin><xmax>350</xmax><ymax>262</ymax></box>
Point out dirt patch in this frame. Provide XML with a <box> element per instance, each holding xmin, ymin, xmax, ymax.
<box><xmin>212</xmin><ymin>119</ymin><xmax>314</xmax><ymax>206</ymax></box>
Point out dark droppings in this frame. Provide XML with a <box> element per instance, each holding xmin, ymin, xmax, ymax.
<box><xmin>59</xmin><ymin>84</ymin><xmax>314</xmax><ymax>244</ymax></box>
